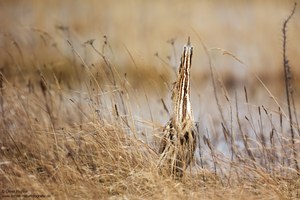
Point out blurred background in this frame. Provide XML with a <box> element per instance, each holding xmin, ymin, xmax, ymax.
<box><xmin>1</xmin><ymin>1</ymin><xmax>299</xmax><ymax>78</ymax></box>
<box><xmin>1</xmin><ymin>0</ymin><xmax>300</xmax><ymax>118</ymax></box>
<box><xmin>2</xmin><ymin>0</ymin><xmax>300</xmax><ymax>160</ymax></box>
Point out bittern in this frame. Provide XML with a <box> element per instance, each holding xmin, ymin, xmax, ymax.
<box><xmin>158</xmin><ymin>37</ymin><xmax>197</xmax><ymax>178</ymax></box>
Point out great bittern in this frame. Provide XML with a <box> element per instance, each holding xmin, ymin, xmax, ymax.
<box><xmin>158</xmin><ymin>37</ymin><xmax>197</xmax><ymax>178</ymax></box>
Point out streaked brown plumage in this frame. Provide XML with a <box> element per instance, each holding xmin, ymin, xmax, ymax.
<box><xmin>158</xmin><ymin>37</ymin><xmax>197</xmax><ymax>178</ymax></box>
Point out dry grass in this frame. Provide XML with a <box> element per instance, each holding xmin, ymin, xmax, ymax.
<box><xmin>1</xmin><ymin>1</ymin><xmax>300</xmax><ymax>199</ymax></box>
<box><xmin>1</xmin><ymin>86</ymin><xmax>299</xmax><ymax>199</ymax></box>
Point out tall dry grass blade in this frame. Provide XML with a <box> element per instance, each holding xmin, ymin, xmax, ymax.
<box><xmin>282</xmin><ymin>2</ymin><xmax>299</xmax><ymax>172</ymax></box>
<box><xmin>203</xmin><ymin>133</ymin><xmax>218</xmax><ymax>176</ymax></box>
<box><xmin>0</xmin><ymin>69</ymin><xmax>4</xmax><ymax>122</ymax></box>
<box><xmin>235</xmin><ymin>90</ymin><xmax>256</xmax><ymax>164</ymax></box>
<box><xmin>196</xmin><ymin>122</ymin><xmax>204</xmax><ymax>169</ymax></box>
<box><xmin>193</xmin><ymin>31</ymin><xmax>228</xmax><ymax>131</ymax></box>
<box><xmin>161</xmin><ymin>98</ymin><xmax>171</xmax><ymax>117</ymax></box>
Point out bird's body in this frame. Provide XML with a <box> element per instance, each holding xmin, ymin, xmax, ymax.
<box><xmin>158</xmin><ymin>38</ymin><xmax>197</xmax><ymax>178</ymax></box>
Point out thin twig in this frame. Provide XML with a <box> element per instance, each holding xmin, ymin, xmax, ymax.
<box><xmin>282</xmin><ymin>2</ymin><xmax>299</xmax><ymax>172</ymax></box>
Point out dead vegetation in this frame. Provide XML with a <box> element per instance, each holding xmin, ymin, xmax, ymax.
<box><xmin>0</xmin><ymin>80</ymin><xmax>299</xmax><ymax>199</ymax></box>
<box><xmin>1</xmin><ymin>1</ymin><xmax>300</xmax><ymax>200</ymax></box>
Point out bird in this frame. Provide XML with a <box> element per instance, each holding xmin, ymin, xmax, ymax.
<box><xmin>158</xmin><ymin>37</ymin><xmax>197</xmax><ymax>178</ymax></box>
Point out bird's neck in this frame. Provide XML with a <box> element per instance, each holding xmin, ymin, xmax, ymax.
<box><xmin>172</xmin><ymin>44</ymin><xmax>193</xmax><ymax>125</ymax></box>
<box><xmin>173</xmin><ymin>72</ymin><xmax>192</xmax><ymax>124</ymax></box>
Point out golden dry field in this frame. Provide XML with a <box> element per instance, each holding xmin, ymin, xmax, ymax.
<box><xmin>1</xmin><ymin>0</ymin><xmax>300</xmax><ymax>199</ymax></box>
